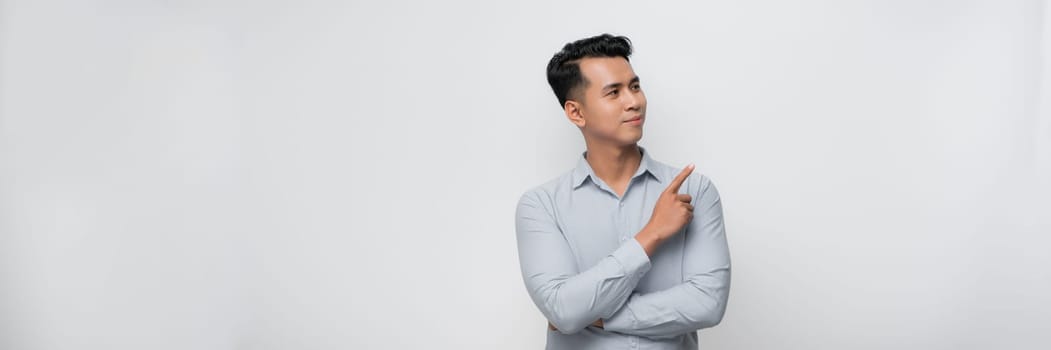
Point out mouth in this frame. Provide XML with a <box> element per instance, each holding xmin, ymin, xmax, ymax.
<box><xmin>623</xmin><ymin>115</ymin><xmax>644</xmax><ymax>125</ymax></box>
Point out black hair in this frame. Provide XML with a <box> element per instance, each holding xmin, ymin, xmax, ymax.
<box><xmin>546</xmin><ymin>34</ymin><xmax>633</xmax><ymax>108</ymax></box>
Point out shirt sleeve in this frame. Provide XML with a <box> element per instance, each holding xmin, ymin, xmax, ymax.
<box><xmin>601</xmin><ymin>176</ymin><xmax>732</xmax><ymax>339</ymax></box>
<box><xmin>515</xmin><ymin>190</ymin><xmax>652</xmax><ymax>334</ymax></box>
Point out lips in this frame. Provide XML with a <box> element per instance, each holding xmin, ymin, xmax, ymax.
<box><xmin>623</xmin><ymin>115</ymin><xmax>644</xmax><ymax>123</ymax></box>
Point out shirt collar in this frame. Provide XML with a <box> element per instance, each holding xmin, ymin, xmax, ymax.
<box><xmin>571</xmin><ymin>146</ymin><xmax>663</xmax><ymax>189</ymax></box>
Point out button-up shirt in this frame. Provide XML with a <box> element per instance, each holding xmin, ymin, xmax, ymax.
<box><xmin>515</xmin><ymin>146</ymin><xmax>731</xmax><ymax>349</ymax></box>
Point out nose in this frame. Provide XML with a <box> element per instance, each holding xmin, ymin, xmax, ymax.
<box><xmin>625</xmin><ymin>91</ymin><xmax>642</xmax><ymax>111</ymax></box>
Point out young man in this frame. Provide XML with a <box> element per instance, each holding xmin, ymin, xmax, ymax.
<box><xmin>515</xmin><ymin>34</ymin><xmax>732</xmax><ymax>349</ymax></box>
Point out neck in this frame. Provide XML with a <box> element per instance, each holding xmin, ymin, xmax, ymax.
<box><xmin>584</xmin><ymin>142</ymin><xmax>642</xmax><ymax>185</ymax></box>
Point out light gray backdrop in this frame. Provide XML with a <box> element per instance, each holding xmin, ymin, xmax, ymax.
<box><xmin>1</xmin><ymin>0</ymin><xmax>1050</xmax><ymax>349</ymax></box>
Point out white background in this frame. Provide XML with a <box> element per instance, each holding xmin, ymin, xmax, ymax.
<box><xmin>2</xmin><ymin>1</ymin><xmax>1050</xmax><ymax>349</ymax></box>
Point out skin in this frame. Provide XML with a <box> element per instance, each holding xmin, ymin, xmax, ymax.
<box><xmin>548</xmin><ymin>56</ymin><xmax>696</xmax><ymax>332</ymax></box>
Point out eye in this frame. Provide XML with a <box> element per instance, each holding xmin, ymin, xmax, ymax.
<box><xmin>607</xmin><ymin>89</ymin><xmax>619</xmax><ymax>97</ymax></box>
<box><xmin>631</xmin><ymin>84</ymin><xmax>641</xmax><ymax>91</ymax></box>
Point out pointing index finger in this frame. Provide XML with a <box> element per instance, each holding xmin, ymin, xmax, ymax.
<box><xmin>665</xmin><ymin>164</ymin><xmax>695</xmax><ymax>194</ymax></box>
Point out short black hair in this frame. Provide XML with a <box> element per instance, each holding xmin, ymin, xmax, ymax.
<box><xmin>546</xmin><ymin>34</ymin><xmax>633</xmax><ymax>108</ymax></box>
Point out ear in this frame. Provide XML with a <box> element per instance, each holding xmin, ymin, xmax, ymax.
<box><xmin>564</xmin><ymin>100</ymin><xmax>586</xmax><ymax>128</ymax></box>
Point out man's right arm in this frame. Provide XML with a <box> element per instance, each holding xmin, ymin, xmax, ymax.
<box><xmin>515</xmin><ymin>190</ymin><xmax>652</xmax><ymax>334</ymax></box>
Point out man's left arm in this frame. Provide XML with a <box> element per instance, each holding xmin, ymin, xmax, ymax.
<box><xmin>601</xmin><ymin>175</ymin><xmax>731</xmax><ymax>339</ymax></box>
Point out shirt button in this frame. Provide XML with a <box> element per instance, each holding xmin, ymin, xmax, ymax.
<box><xmin>619</xmin><ymin>202</ymin><xmax>625</xmax><ymax>207</ymax></box>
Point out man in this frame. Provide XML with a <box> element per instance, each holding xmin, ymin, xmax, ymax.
<box><xmin>515</xmin><ymin>34</ymin><xmax>732</xmax><ymax>349</ymax></box>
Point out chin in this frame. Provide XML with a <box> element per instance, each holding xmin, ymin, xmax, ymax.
<box><xmin>623</xmin><ymin>130</ymin><xmax>644</xmax><ymax>141</ymax></box>
<box><xmin>617</xmin><ymin>133</ymin><xmax>643</xmax><ymax>145</ymax></box>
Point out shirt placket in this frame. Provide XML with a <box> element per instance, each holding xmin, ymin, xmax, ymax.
<box><xmin>618</xmin><ymin>196</ymin><xmax>628</xmax><ymax>242</ymax></box>
<box><xmin>618</xmin><ymin>181</ymin><xmax>642</xmax><ymax>350</ymax></box>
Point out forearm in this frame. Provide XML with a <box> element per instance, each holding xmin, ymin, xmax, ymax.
<box><xmin>549</xmin><ymin>319</ymin><xmax>602</xmax><ymax>331</ymax></box>
<box><xmin>602</xmin><ymin>269</ymin><xmax>730</xmax><ymax>338</ymax></box>
<box><xmin>526</xmin><ymin>239</ymin><xmax>651</xmax><ymax>334</ymax></box>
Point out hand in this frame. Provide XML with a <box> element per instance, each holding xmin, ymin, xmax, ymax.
<box><xmin>639</xmin><ymin>164</ymin><xmax>695</xmax><ymax>245</ymax></box>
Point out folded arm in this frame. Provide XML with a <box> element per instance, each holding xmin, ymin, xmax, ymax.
<box><xmin>602</xmin><ymin>178</ymin><xmax>732</xmax><ymax>339</ymax></box>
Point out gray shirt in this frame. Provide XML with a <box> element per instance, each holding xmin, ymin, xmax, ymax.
<box><xmin>515</xmin><ymin>147</ymin><xmax>731</xmax><ymax>350</ymax></box>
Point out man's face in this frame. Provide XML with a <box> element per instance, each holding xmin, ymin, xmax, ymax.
<box><xmin>566</xmin><ymin>56</ymin><xmax>647</xmax><ymax>146</ymax></box>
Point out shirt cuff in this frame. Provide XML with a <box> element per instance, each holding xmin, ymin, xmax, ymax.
<box><xmin>610</xmin><ymin>238</ymin><xmax>652</xmax><ymax>279</ymax></box>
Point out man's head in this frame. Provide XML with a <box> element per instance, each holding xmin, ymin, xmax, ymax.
<box><xmin>547</xmin><ymin>34</ymin><xmax>646</xmax><ymax>147</ymax></box>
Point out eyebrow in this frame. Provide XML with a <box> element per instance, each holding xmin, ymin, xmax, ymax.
<box><xmin>602</xmin><ymin>76</ymin><xmax>641</xmax><ymax>92</ymax></box>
